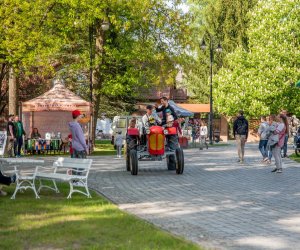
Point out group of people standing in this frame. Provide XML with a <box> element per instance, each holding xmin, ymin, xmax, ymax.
<box><xmin>190</xmin><ymin>120</ymin><xmax>209</xmax><ymax>150</ymax></box>
<box><xmin>233</xmin><ymin>110</ymin><xmax>289</xmax><ymax>173</ymax></box>
<box><xmin>1</xmin><ymin>114</ymin><xmax>26</xmax><ymax>158</ymax></box>
<box><xmin>257</xmin><ymin>111</ymin><xmax>289</xmax><ymax>173</ymax></box>
<box><xmin>0</xmin><ymin>114</ymin><xmax>23</xmax><ymax>196</ymax></box>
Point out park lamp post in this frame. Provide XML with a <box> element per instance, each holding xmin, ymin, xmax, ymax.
<box><xmin>200</xmin><ymin>38</ymin><xmax>222</xmax><ymax>144</ymax></box>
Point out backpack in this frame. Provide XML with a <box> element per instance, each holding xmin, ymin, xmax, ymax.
<box><xmin>267</xmin><ymin>133</ymin><xmax>279</xmax><ymax>147</ymax></box>
<box><xmin>236</xmin><ymin>119</ymin><xmax>247</xmax><ymax>135</ymax></box>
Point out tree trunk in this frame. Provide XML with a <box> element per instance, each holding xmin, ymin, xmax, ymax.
<box><xmin>9</xmin><ymin>67</ymin><xmax>17</xmax><ymax>115</ymax></box>
<box><xmin>91</xmin><ymin>19</ymin><xmax>105</xmax><ymax>144</ymax></box>
<box><xmin>93</xmin><ymin>93</ymin><xmax>101</xmax><ymax>142</ymax></box>
<box><xmin>0</xmin><ymin>63</ymin><xmax>8</xmax><ymax>116</ymax></box>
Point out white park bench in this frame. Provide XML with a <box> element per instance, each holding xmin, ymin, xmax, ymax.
<box><xmin>35</xmin><ymin>157</ymin><xmax>93</xmax><ymax>199</ymax></box>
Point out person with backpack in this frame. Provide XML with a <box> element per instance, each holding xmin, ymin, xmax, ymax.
<box><xmin>233</xmin><ymin>110</ymin><xmax>249</xmax><ymax>163</ymax></box>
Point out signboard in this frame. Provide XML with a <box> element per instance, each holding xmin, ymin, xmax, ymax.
<box><xmin>0</xmin><ymin>131</ymin><xmax>7</xmax><ymax>156</ymax></box>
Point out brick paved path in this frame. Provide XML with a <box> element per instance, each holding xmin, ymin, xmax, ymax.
<box><xmin>89</xmin><ymin>144</ymin><xmax>300</xmax><ymax>250</ymax></box>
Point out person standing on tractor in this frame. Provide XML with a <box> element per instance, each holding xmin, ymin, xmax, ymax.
<box><xmin>155</xmin><ymin>97</ymin><xmax>178</xmax><ymax>126</ymax></box>
<box><xmin>155</xmin><ymin>97</ymin><xmax>179</xmax><ymax>170</ymax></box>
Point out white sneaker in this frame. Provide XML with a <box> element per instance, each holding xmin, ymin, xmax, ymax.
<box><xmin>73</xmin><ymin>181</ymin><xmax>84</xmax><ymax>187</ymax></box>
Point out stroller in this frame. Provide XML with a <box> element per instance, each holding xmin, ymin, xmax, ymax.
<box><xmin>293</xmin><ymin>127</ymin><xmax>300</xmax><ymax>156</ymax></box>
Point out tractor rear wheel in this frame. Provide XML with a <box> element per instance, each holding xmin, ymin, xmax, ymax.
<box><xmin>130</xmin><ymin>150</ymin><xmax>138</xmax><ymax>175</ymax></box>
<box><xmin>166</xmin><ymin>155</ymin><xmax>176</xmax><ymax>170</ymax></box>
<box><xmin>126</xmin><ymin>152</ymin><xmax>130</xmax><ymax>171</ymax></box>
<box><xmin>175</xmin><ymin>148</ymin><xmax>184</xmax><ymax>174</ymax></box>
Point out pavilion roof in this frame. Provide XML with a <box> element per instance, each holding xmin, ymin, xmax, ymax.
<box><xmin>22</xmin><ymin>83</ymin><xmax>91</xmax><ymax>112</ymax></box>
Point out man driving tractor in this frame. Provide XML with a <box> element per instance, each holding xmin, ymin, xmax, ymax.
<box><xmin>142</xmin><ymin>104</ymin><xmax>161</xmax><ymax>129</ymax></box>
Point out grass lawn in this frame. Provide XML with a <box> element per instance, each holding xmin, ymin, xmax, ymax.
<box><xmin>22</xmin><ymin>140</ymin><xmax>118</xmax><ymax>157</ymax></box>
<box><xmin>92</xmin><ymin>139</ymin><xmax>119</xmax><ymax>156</ymax></box>
<box><xmin>0</xmin><ymin>183</ymin><xmax>201</xmax><ymax>250</ymax></box>
<box><xmin>23</xmin><ymin>139</ymin><xmax>229</xmax><ymax>157</ymax></box>
<box><xmin>288</xmin><ymin>153</ymin><xmax>300</xmax><ymax>163</ymax></box>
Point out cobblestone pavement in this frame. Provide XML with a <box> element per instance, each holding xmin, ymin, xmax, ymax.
<box><xmin>87</xmin><ymin>143</ymin><xmax>300</xmax><ymax>250</ymax></box>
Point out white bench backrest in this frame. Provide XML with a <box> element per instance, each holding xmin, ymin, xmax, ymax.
<box><xmin>53</xmin><ymin>157</ymin><xmax>93</xmax><ymax>169</ymax></box>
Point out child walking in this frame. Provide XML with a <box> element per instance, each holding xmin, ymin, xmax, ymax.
<box><xmin>115</xmin><ymin>131</ymin><xmax>123</xmax><ymax>158</ymax></box>
<box><xmin>199</xmin><ymin>121</ymin><xmax>208</xmax><ymax>150</ymax></box>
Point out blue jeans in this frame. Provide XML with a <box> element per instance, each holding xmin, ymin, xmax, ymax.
<box><xmin>14</xmin><ymin>136</ymin><xmax>23</xmax><ymax>156</ymax></box>
<box><xmin>259</xmin><ymin>140</ymin><xmax>268</xmax><ymax>158</ymax></box>
<box><xmin>72</xmin><ymin>149</ymin><xmax>87</xmax><ymax>159</ymax></box>
<box><xmin>116</xmin><ymin>145</ymin><xmax>122</xmax><ymax>157</ymax></box>
<box><xmin>282</xmin><ymin>134</ymin><xmax>289</xmax><ymax>156</ymax></box>
<box><xmin>72</xmin><ymin>150</ymin><xmax>86</xmax><ymax>175</ymax></box>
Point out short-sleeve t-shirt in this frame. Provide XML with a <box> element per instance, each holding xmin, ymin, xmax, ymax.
<box><xmin>7</xmin><ymin>121</ymin><xmax>14</xmax><ymax>136</ymax></box>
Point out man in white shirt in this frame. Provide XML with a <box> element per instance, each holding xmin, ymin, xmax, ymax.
<box><xmin>142</xmin><ymin>105</ymin><xmax>160</xmax><ymax>129</ymax></box>
<box><xmin>141</xmin><ymin>105</ymin><xmax>160</xmax><ymax>147</ymax></box>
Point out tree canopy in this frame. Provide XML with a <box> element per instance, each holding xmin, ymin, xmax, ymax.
<box><xmin>214</xmin><ymin>0</ymin><xmax>300</xmax><ymax>117</ymax></box>
<box><xmin>181</xmin><ymin>0</ymin><xmax>257</xmax><ymax>103</ymax></box>
<box><xmin>0</xmin><ymin>0</ymin><xmax>191</xmax><ymax>116</ymax></box>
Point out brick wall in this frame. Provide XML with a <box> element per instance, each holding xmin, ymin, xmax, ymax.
<box><xmin>23</xmin><ymin>111</ymin><xmax>73</xmax><ymax>139</ymax></box>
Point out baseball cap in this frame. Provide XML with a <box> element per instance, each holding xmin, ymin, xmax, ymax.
<box><xmin>72</xmin><ymin>110</ymin><xmax>81</xmax><ymax>118</ymax></box>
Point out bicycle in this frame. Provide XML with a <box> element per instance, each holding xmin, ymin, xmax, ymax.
<box><xmin>293</xmin><ymin>132</ymin><xmax>300</xmax><ymax>156</ymax></box>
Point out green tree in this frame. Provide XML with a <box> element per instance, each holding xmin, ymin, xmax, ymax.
<box><xmin>50</xmin><ymin>0</ymin><xmax>192</xmax><ymax>139</ymax></box>
<box><xmin>182</xmin><ymin>0</ymin><xmax>257</xmax><ymax>103</ymax></box>
<box><xmin>214</xmin><ymin>0</ymin><xmax>300</xmax><ymax>117</ymax></box>
<box><xmin>0</xmin><ymin>0</ymin><xmax>191</xmax><ymax>118</ymax></box>
<box><xmin>0</xmin><ymin>0</ymin><xmax>69</xmax><ymax>114</ymax></box>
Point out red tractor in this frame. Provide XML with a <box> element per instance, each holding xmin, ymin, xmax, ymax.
<box><xmin>125</xmin><ymin>125</ymin><xmax>184</xmax><ymax>175</ymax></box>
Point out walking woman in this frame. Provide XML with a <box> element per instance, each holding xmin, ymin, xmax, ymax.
<box><xmin>265</xmin><ymin>115</ymin><xmax>277</xmax><ymax>164</ymax></box>
<box><xmin>199</xmin><ymin>121</ymin><xmax>208</xmax><ymax>150</ymax></box>
<box><xmin>271</xmin><ymin>114</ymin><xmax>288</xmax><ymax>173</ymax></box>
